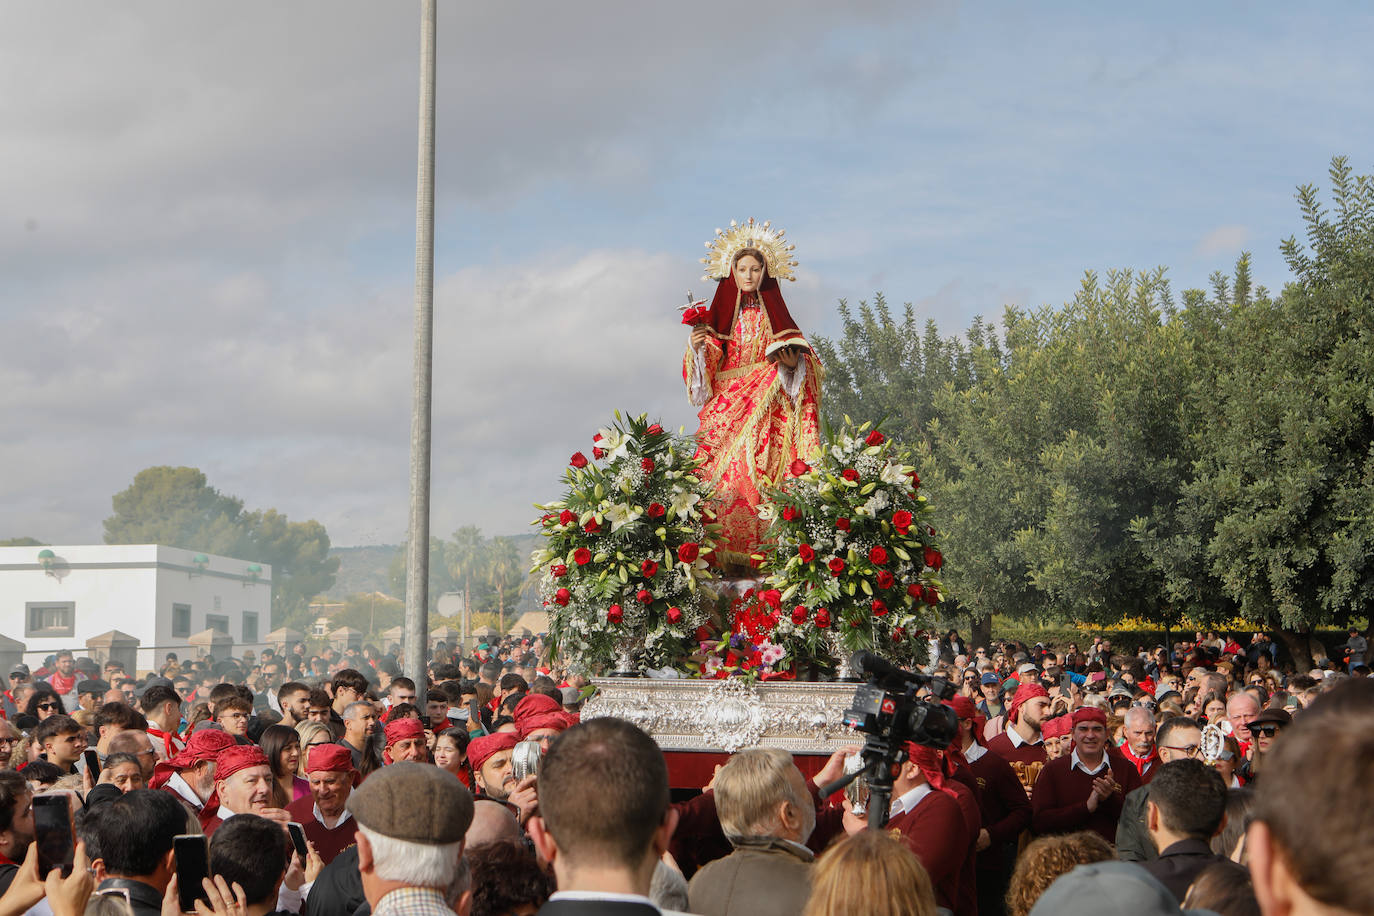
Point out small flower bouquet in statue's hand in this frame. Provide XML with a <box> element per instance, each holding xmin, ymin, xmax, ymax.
<box><xmin>752</xmin><ymin>418</ymin><xmax>946</xmax><ymax>674</ymax></box>
<box><xmin>532</xmin><ymin>411</ymin><xmax>721</xmax><ymax>674</ymax></box>
<box><xmin>679</xmin><ymin>291</ymin><xmax>711</xmax><ymax>326</ymax></box>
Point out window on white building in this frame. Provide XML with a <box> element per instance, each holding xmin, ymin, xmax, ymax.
<box><xmin>213</xmin><ymin>595</ymin><xmax>222</xmax><ymax>611</ymax></box>
<box><xmin>242</xmin><ymin>612</ymin><xmax>259</xmax><ymax>644</ymax></box>
<box><xmin>26</xmin><ymin>602</ymin><xmax>74</xmax><ymax>637</ymax></box>
<box><xmin>172</xmin><ymin>604</ymin><xmax>192</xmax><ymax>638</ymax></box>
<box><xmin>206</xmin><ymin>614</ymin><xmax>230</xmax><ymax>635</ymax></box>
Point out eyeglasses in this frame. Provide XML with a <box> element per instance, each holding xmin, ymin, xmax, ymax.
<box><xmin>1252</xmin><ymin>724</ymin><xmax>1284</xmax><ymax>738</ymax></box>
<box><xmin>36</xmin><ymin>703</ymin><xmax>60</xmax><ymax>711</ymax></box>
<box><xmin>1160</xmin><ymin>744</ymin><xmax>1202</xmax><ymax>758</ymax></box>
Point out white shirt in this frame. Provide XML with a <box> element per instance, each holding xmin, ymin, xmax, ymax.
<box><xmin>314</xmin><ymin>803</ymin><xmax>353</xmax><ymax>830</ymax></box>
<box><xmin>1070</xmin><ymin>749</ymin><xmax>1110</xmax><ymax>776</ymax></box>
<box><xmin>1008</xmin><ymin>726</ymin><xmax>1043</xmax><ymax>748</ymax></box>
<box><xmin>963</xmin><ymin>742</ymin><xmax>988</xmax><ymax>764</ymax></box>
<box><xmin>889</xmin><ymin>783</ymin><xmax>934</xmax><ymax>817</ymax></box>
<box><xmin>166</xmin><ymin>772</ymin><xmax>204</xmax><ymax>810</ymax></box>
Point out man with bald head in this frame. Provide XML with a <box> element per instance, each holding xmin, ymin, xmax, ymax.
<box><xmin>1226</xmin><ymin>691</ymin><xmax>1261</xmax><ymax>747</ymax></box>
<box><xmin>107</xmin><ymin>730</ymin><xmax>158</xmax><ymax>783</ymax></box>
<box><xmin>466</xmin><ymin>799</ymin><xmax>522</xmax><ymax>848</ymax></box>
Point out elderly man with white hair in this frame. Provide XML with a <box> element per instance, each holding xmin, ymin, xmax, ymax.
<box><xmin>686</xmin><ymin>747</ymin><xmax>817</xmax><ymax>916</ymax></box>
<box><xmin>1119</xmin><ymin>705</ymin><xmax>1159</xmax><ymax>784</ymax></box>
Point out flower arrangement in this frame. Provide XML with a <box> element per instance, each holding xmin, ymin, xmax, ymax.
<box><xmin>750</xmin><ymin>419</ymin><xmax>945</xmax><ymax>671</ymax></box>
<box><xmin>693</xmin><ymin>589</ymin><xmax>795</xmax><ymax>680</ymax></box>
<box><xmin>532</xmin><ymin>412</ymin><xmax>719</xmax><ymax>672</ymax></box>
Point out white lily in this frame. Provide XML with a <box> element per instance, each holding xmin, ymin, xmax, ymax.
<box><xmin>605</xmin><ymin>502</ymin><xmax>642</xmax><ymax>531</ymax></box>
<box><xmin>880</xmin><ymin>463</ymin><xmax>908</xmax><ymax>485</ymax></box>
<box><xmin>670</xmin><ymin>489</ymin><xmax>701</xmax><ymax>520</ymax></box>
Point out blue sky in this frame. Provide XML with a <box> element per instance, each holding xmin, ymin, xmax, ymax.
<box><xmin>2</xmin><ymin>1</ymin><xmax>1371</xmax><ymax>548</ymax></box>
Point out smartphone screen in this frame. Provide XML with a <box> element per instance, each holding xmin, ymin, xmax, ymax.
<box><xmin>32</xmin><ymin>794</ymin><xmax>75</xmax><ymax>878</ymax></box>
<box><xmin>174</xmin><ymin>834</ymin><xmax>210</xmax><ymax>913</ymax></box>
<box><xmin>83</xmin><ymin>749</ymin><xmax>100</xmax><ymax>775</ymax></box>
<box><xmin>287</xmin><ymin>822</ymin><xmax>308</xmax><ymax>859</ymax></box>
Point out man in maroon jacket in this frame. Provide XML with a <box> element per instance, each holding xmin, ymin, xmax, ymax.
<box><xmin>951</xmin><ymin>696</ymin><xmax>1030</xmax><ymax>916</ymax></box>
<box><xmin>986</xmin><ymin>683</ymin><xmax>1050</xmax><ymax>767</ymax></box>
<box><xmin>286</xmin><ymin>744</ymin><xmax>360</xmax><ymax>864</ymax></box>
<box><xmin>1031</xmin><ymin>707</ymin><xmax>1141</xmax><ymax>843</ymax></box>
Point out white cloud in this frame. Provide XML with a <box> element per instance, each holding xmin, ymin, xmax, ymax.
<box><xmin>1195</xmin><ymin>225</ymin><xmax>1251</xmax><ymax>257</ymax></box>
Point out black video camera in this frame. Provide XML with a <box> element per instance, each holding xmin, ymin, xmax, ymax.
<box><xmin>825</xmin><ymin>651</ymin><xmax>960</xmax><ymax>829</ymax></box>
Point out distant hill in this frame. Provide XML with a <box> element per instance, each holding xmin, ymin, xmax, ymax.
<box><xmin>327</xmin><ymin>545</ymin><xmax>401</xmax><ymax>598</ymax></box>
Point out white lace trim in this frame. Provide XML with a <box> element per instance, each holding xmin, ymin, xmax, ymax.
<box><xmin>689</xmin><ymin>343</ymin><xmax>712</xmax><ymax>406</ymax></box>
<box><xmin>780</xmin><ymin>359</ymin><xmax>806</xmax><ymax>403</ymax></box>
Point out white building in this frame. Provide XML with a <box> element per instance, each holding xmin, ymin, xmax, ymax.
<box><xmin>0</xmin><ymin>544</ymin><xmax>272</xmax><ymax>673</ymax></box>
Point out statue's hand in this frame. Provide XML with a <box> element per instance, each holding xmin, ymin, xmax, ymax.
<box><xmin>690</xmin><ymin>325</ymin><xmax>711</xmax><ymax>349</ymax></box>
<box><xmin>777</xmin><ymin>346</ymin><xmax>801</xmax><ymax>369</ymax></box>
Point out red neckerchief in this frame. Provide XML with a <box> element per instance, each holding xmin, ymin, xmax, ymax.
<box><xmin>1119</xmin><ymin>741</ymin><xmax>1159</xmax><ymax>777</ymax></box>
<box><xmin>0</xmin><ymin>851</ymin><xmax>19</xmax><ymax>867</ymax></box>
<box><xmin>148</xmin><ymin>726</ymin><xmax>184</xmax><ymax>758</ymax></box>
<box><xmin>48</xmin><ymin>672</ymin><xmax>76</xmax><ymax>694</ymax></box>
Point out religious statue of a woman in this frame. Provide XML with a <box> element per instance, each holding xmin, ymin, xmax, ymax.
<box><xmin>683</xmin><ymin>219</ymin><xmax>823</xmax><ymax>573</ymax></box>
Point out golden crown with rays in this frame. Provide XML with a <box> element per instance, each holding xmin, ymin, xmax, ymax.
<box><xmin>700</xmin><ymin>217</ymin><xmax>799</xmax><ymax>283</ymax></box>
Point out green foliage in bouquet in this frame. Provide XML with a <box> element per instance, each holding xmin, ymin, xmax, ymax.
<box><xmin>755</xmin><ymin>418</ymin><xmax>945</xmax><ymax>670</ymax></box>
<box><xmin>532</xmin><ymin>412</ymin><xmax>719</xmax><ymax>672</ymax></box>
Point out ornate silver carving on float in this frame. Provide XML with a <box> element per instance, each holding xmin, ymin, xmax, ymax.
<box><xmin>583</xmin><ymin>678</ymin><xmax>858</xmax><ymax>753</ymax></box>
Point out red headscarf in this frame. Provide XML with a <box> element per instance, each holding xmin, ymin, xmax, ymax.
<box><xmin>214</xmin><ymin>745</ymin><xmax>270</xmax><ymax>784</ymax></box>
<box><xmin>706</xmin><ymin>274</ymin><xmax>806</xmax><ymax>351</ymax></box>
<box><xmin>905</xmin><ymin>744</ymin><xmax>958</xmax><ymax>798</ymax></box>
<box><xmin>305</xmin><ymin>744</ymin><xmax>357</xmax><ymax>780</ymax></box>
<box><xmin>1071</xmin><ymin>707</ymin><xmax>1108</xmax><ymax>728</ymax></box>
<box><xmin>1007</xmin><ymin>683</ymin><xmax>1050</xmax><ymax>725</ymax></box>
<box><xmin>513</xmin><ymin>694</ymin><xmax>575</xmax><ymax>740</ymax></box>
<box><xmin>149</xmin><ymin>729</ymin><xmax>236</xmax><ymax>790</ymax></box>
<box><xmin>1041</xmin><ymin>715</ymin><xmax>1071</xmax><ymax>740</ymax></box>
<box><xmin>382</xmin><ymin>718</ymin><xmax>426</xmax><ymax>764</ymax></box>
<box><xmin>945</xmin><ymin>696</ymin><xmax>986</xmax><ymax>745</ymax></box>
<box><xmin>468</xmin><ymin>733</ymin><xmax>518</xmax><ymax>773</ymax></box>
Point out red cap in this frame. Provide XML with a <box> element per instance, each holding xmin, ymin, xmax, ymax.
<box><xmin>149</xmin><ymin>729</ymin><xmax>236</xmax><ymax>790</ymax></box>
<box><xmin>1042</xmin><ymin>715</ymin><xmax>1071</xmax><ymax>739</ymax></box>
<box><xmin>306</xmin><ymin>743</ymin><xmax>355</xmax><ymax>775</ymax></box>
<box><xmin>513</xmin><ymin>693</ymin><xmax>575</xmax><ymax>740</ymax></box>
<box><xmin>1008</xmin><ymin>683</ymin><xmax>1049</xmax><ymax>725</ymax></box>
<box><xmin>214</xmin><ymin>745</ymin><xmax>270</xmax><ymax>784</ymax></box>
<box><xmin>1071</xmin><ymin>707</ymin><xmax>1108</xmax><ymax>728</ymax></box>
<box><xmin>384</xmin><ymin>717</ymin><xmax>425</xmax><ymax>746</ymax></box>
<box><xmin>468</xmin><ymin>732</ymin><xmax>518</xmax><ymax>771</ymax></box>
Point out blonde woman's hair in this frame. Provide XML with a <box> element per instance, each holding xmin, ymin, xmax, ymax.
<box><xmin>294</xmin><ymin>720</ymin><xmax>335</xmax><ymax>771</ymax></box>
<box><xmin>715</xmin><ymin>748</ymin><xmax>803</xmax><ymax>840</ymax></box>
<box><xmin>801</xmin><ymin>830</ymin><xmax>936</xmax><ymax>916</ymax></box>
<box><xmin>1005</xmin><ymin>831</ymin><xmax>1113</xmax><ymax>916</ymax></box>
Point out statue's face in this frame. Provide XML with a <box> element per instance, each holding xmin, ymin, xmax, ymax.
<box><xmin>734</xmin><ymin>254</ymin><xmax>765</xmax><ymax>293</ymax></box>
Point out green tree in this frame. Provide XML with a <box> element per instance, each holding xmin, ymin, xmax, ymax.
<box><xmin>485</xmin><ymin>536</ymin><xmax>525</xmax><ymax>632</ymax></box>
<box><xmin>0</xmin><ymin>537</ymin><xmax>47</xmax><ymax>546</ymax></box>
<box><xmin>104</xmin><ymin>466</ymin><xmax>338</xmax><ymax>627</ymax></box>
<box><xmin>1180</xmin><ymin>158</ymin><xmax>1374</xmax><ymax>667</ymax></box>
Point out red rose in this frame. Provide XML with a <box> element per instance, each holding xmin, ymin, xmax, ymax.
<box><xmin>876</xmin><ymin>570</ymin><xmax>895</xmax><ymax>589</ymax></box>
<box><xmin>924</xmin><ymin>547</ymin><xmax>943</xmax><ymax>571</ymax></box>
<box><xmin>551</xmin><ymin>564</ymin><xmax>568</xmax><ymax>577</ymax></box>
<box><xmin>558</xmin><ymin>509</ymin><xmax>576</xmax><ymax>526</ymax></box>
<box><xmin>789</xmin><ymin>459</ymin><xmax>810</xmax><ymax>476</ymax></box>
<box><xmin>869</xmin><ymin>546</ymin><xmax>889</xmax><ymax>565</ymax></box>
<box><xmin>570</xmin><ymin>452</ymin><xmax>588</xmax><ymax>469</ymax></box>
<box><xmin>593</xmin><ymin>447</ymin><xmax>606</xmax><ymax>460</ymax></box>
<box><xmin>892</xmin><ymin>627</ymin><xmax>907</xmax><ymax>641</ymax></box>
<box><xmin>641</xmin><ymin>560</ymin><xmax>659</xmax><ymax>578</ymax></box>
<box><xmin>636</xmin><ymin>589</ymin><xmax>652</xmax><ymax>604</ymax></box>
<box><xmin>607</xmin><ymin>604</ymin><xmax>623</xmax><ymax>623</ymax></box>
<box><xmin>642</xmin><ymin>457</ymin><xmax>655</xmax><ymax>473</ymax></box>
<box><xmin>584</xmin><ymin>518</ymin><xmax>600</xmax><ymax>534</ymax></box>
<box><xmin>865</xmin><ymin>429</ymin><xmax>885</xmax><ymax>446</ymax></box>
<box><xmin>907</xmin><ymin>583</ymin><xmax>923</xmax><ymax>599</ymax></box>
<box><xmin>573</xmin><ymin>548</ymin><xmax>592</xmax><ymax>566</ymax></box>
<box><xmin>678</xmin><ymin>543</ymin><xmax>700</xmax><ymax>564</ymax></box>
<box><xmin>761</xmin><ymin>589</ymin><xmax>782</xmax><ymax>608</ymax></box>
<box><xmin>797</xmin><ymin>543</ymin><xmax>815</xmax><ymax>563</ymax></box>
<box><xmin>647</xmin><ymin>502</ymin><xmax>666</xmax><ymax>518</ymax></box>
<box><xmin>647</xmin><ymin>424</ymin><xmax>663</xmax><ymax>435</ymax></box>
<box><xmin>782</xmin><ymin>506</ymin><xmax>799</xmax><ymax>522</ymax></box>
<box><xmin>871</xmin><ymin>599</ymin><xmax>888</xmax><ymax>616</ymax></box>
<box><xmin>791</xmin><ymin>605</ymin><xmax>808</xmax><ymax>624</ymax></box>
<box><xmin>836</xmin><ymin>518</ymin><xmax>851</xmax><ymax>532</ymax></box>
<box><xmin>842</xmin><ymin>468</ymin><xmax>859</xmax><ymax>482</ymax></box>
<box><xmin>695</xmin><ymin>626</ymin><xmax>712</xmax><ymax>642</ymax></box>
<box><xmin>924</xmin><ymin>586</ymin><xmax>940</xmax><ymax>605</ymax></box>
<box><xmin>554</xmin><ymin>588</ymin><xmax>570</xmax><ymax>606</ymax></box>
<box><xmin>892</xmin><ymin>510</ymin><xmax>913</xmax><ymax>534</ymax></box>
<box><xmin>828</xmin><ymin>557</ymin><xmax>846</xmax><ymax>576</ymax></box>
<box><xmin>667</xmin><ymin>606</ymin><xmax>683</xmax><ymax>624</ymax></box>
<box><xmin>814</xmin><ymin>608</ymin><xmax>831</xmax><ymax>628</ymax></box>
<box><xmin>910</xmin><ymin>472</ymin><xmax>921</xmax><ymax>489</ymax></box>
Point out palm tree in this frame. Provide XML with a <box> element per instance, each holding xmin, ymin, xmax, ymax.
<box><xmin>447</xmin><ymin>526</ymin><xmax>486</xmax><ymax>647</ymax></box>
<box><xmin>486</xmin><ymin>536</ymin><xmax>522</xmax><ymax>634</ymax></box>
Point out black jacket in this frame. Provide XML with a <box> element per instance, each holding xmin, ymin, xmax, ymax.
<box><xmin>97</xmin><ymin>877</ymin><xmax>166</xmax><ymax>916</ymax></box>
<box><xmin>1139</xmin><ymin>837</ymin><xmax>1226</xmax><ymax>902</ymax></box>
<box><xmin>537</xmin><ymin>900</ymin><xmax>660</xmax><ymax>916</ymax></box>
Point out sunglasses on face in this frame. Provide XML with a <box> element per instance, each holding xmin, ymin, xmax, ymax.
<box><xmin>36</xmin><ymin>702</ymin><xmax>60</xmax><ymax>711</ymax></box>
<box><xmin>1253</xmin><ymin>724</ymin><xmax>1284</xmax><ymax>738</ymax></box>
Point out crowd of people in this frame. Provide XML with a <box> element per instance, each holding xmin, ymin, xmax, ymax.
<box><xmin>0</xmin><ymin>628</ymin><xmax>1368</xmax><ymax>916</ymax></box>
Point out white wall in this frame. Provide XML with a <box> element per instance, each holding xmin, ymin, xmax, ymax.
<box><xmin>0</xmin><ymin>545</ymin><xmax>272</xmax><ymax>672</ymax></box>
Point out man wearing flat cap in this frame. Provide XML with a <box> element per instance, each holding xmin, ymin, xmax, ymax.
<box><xmin>349</xmin><ymin>761</ymin><xmax>474</xmax><ymax>916</ymax></box>
<box><xmin>287</xmin><ymin>744</ymin><xmax>361</xmax><ymax>865</ymax></box>
<box><xmin>1031</xmin><ymin>707</ymin><xmax>1140</xmax><ymax>843</ymax></box>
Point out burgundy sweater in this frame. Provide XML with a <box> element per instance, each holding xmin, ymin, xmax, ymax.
<box><xmin>968</xmin><ymin>747</ymin><xmax>1033</xmax><ymax>865</ymax></box>
<box><xmin>1030</xmin><ymin>753</ymin><xmax>1142</xmax><ymax>843</ymax></box>
<box><xmin>887</xmin><ymin>789</ymin><xmax>970</xmax><ymax>912</ymax></box>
